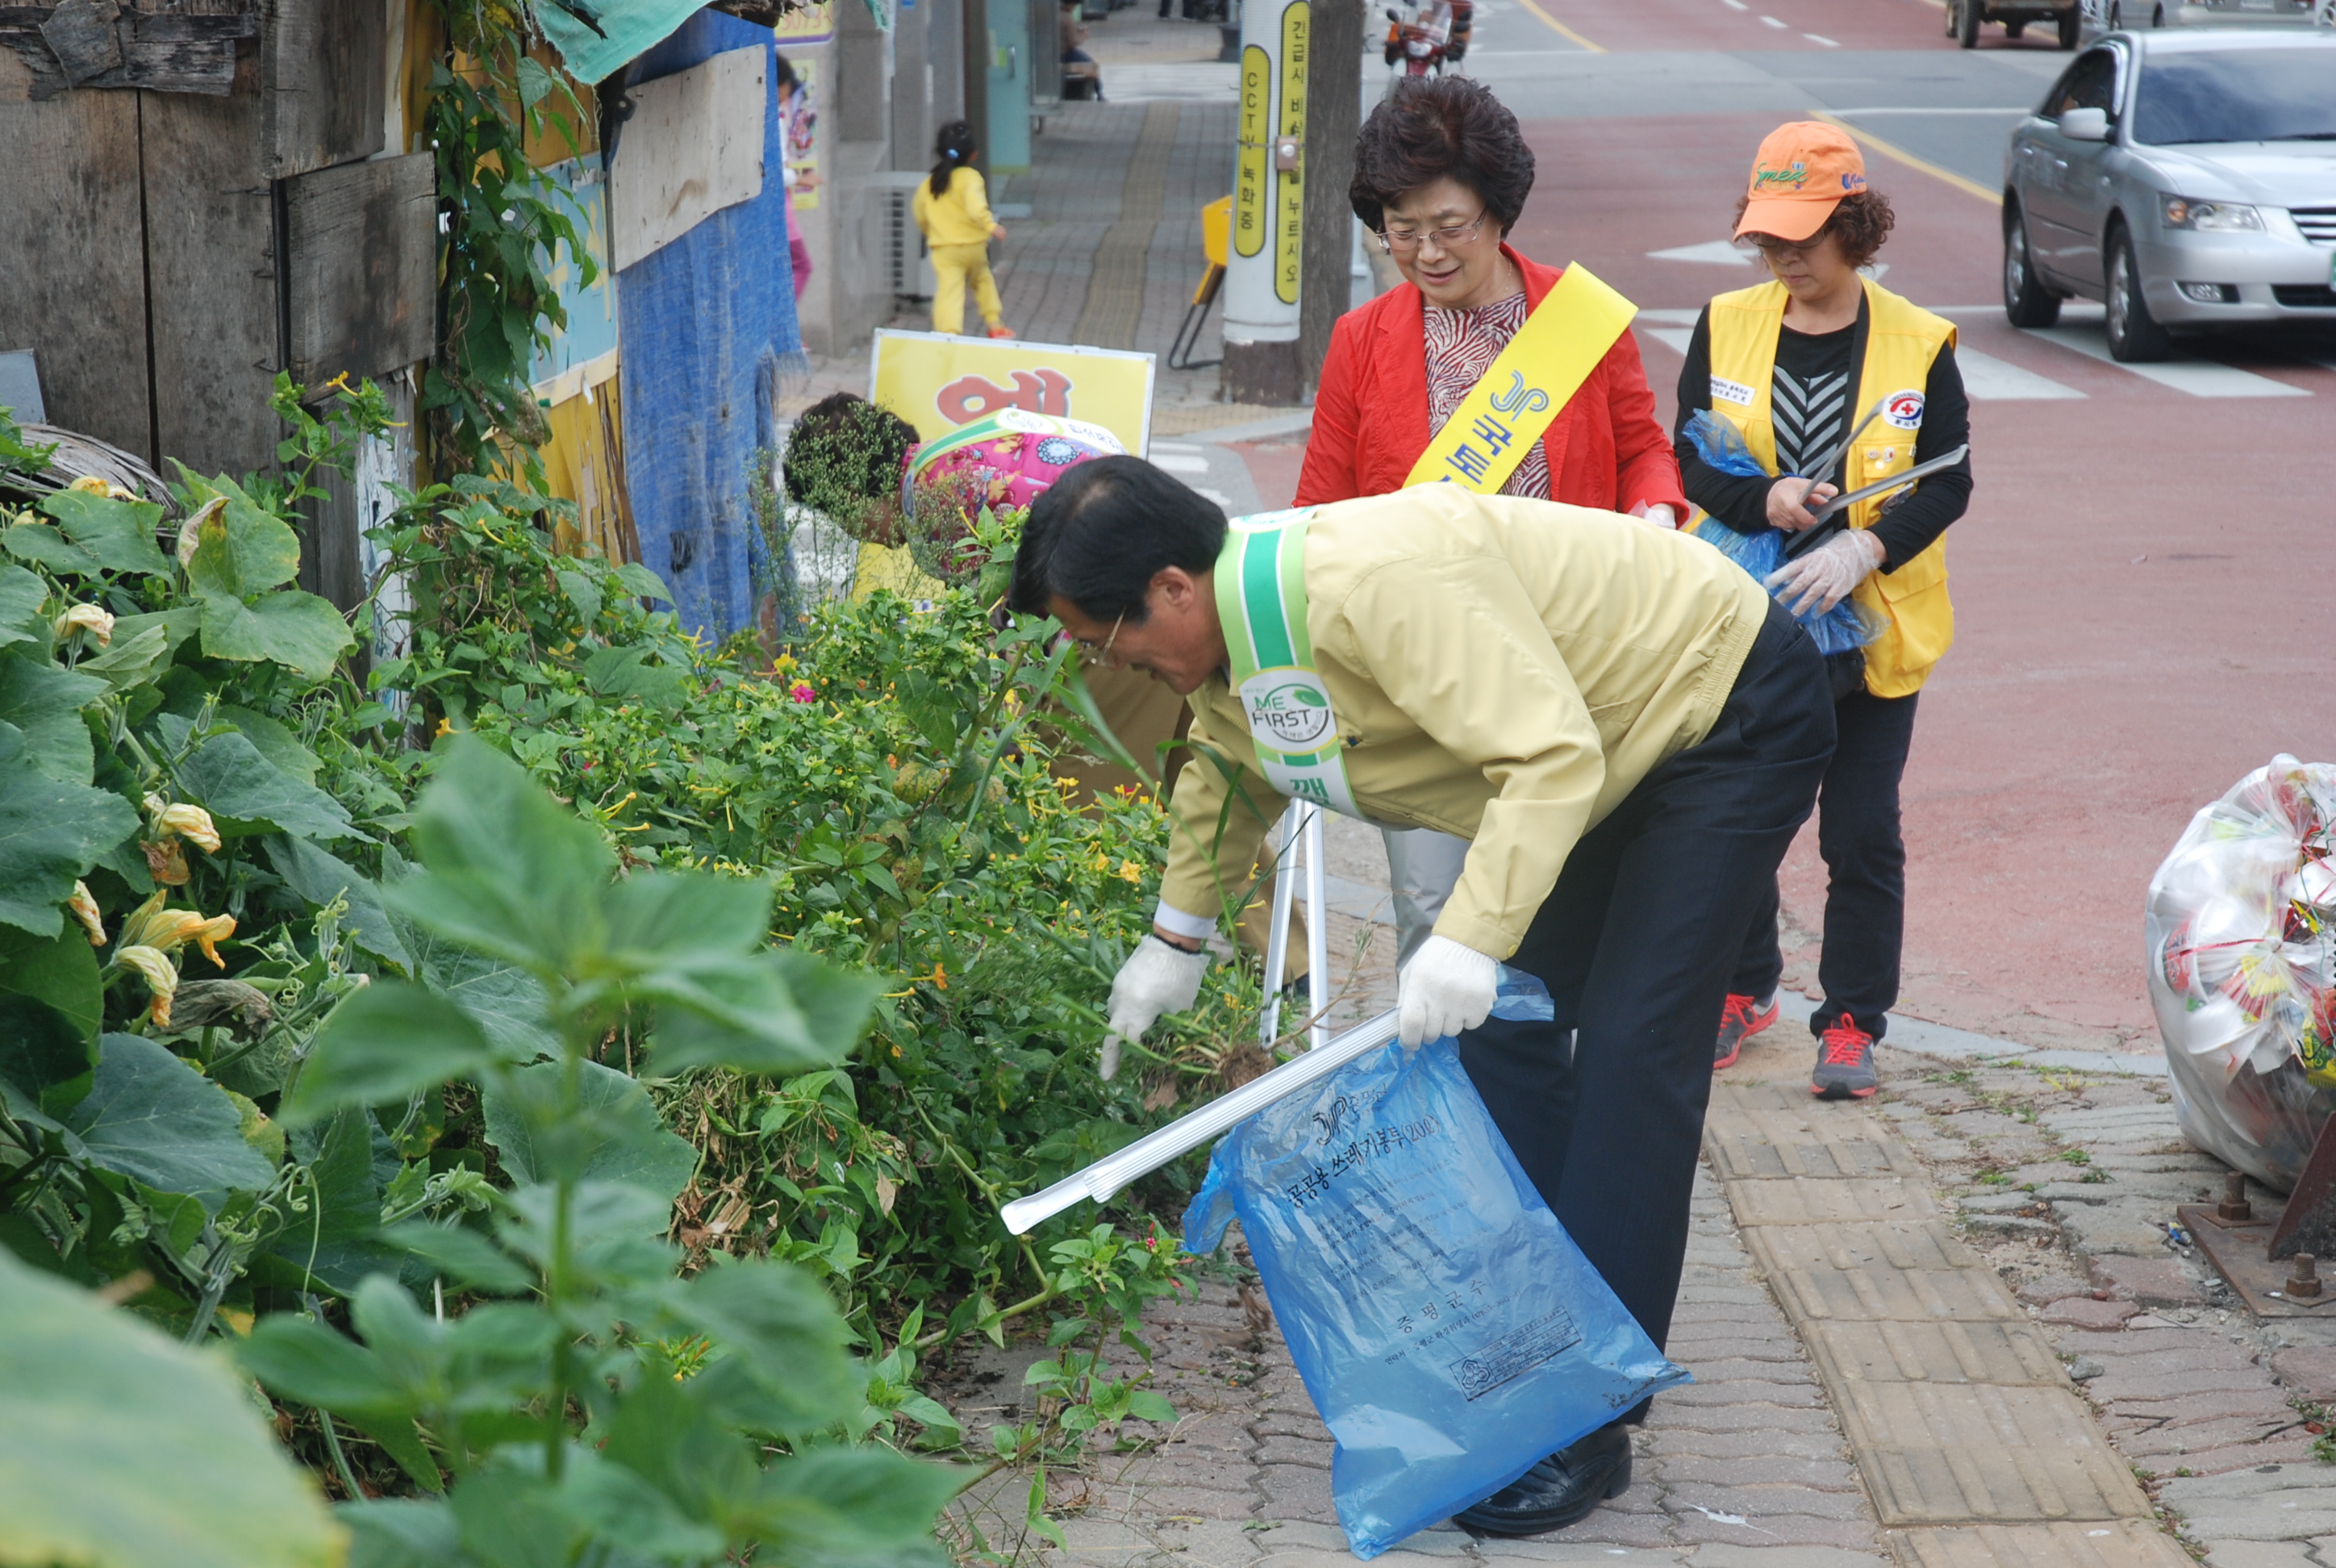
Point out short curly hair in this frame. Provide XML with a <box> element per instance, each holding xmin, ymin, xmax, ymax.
<box><xmin>1349</xmin><ymin>77</ymin><xmax>1535</xmax><ymax>236</ymax></box>
<box><xmin>1734</xmin><ymin>189</ymin><xmax>1897</xmax><ymax>270</ymax></box>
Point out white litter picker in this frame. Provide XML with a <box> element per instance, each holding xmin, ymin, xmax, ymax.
<box><xmin>1001</xmin><ymin>799</ymin><xmax>1357</xmax><ymax>1236</ymax></box>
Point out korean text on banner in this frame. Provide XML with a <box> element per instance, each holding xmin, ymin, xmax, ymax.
<box><xmin>868</xmin><ymin>329</ymin><xmax>1156</xmax><ymax>456</ymax></box>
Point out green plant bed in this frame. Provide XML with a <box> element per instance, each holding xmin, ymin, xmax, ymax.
<box><xmin>0</xmin><ymin>388</ymin><xmax>1266</xmax><ymax>1552</ymax></box>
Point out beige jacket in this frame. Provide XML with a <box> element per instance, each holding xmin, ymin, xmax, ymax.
<box><xmin>1158</xmin><ymin>486</ymin><xmax>1771</xmax><ymax>959</ymax></box>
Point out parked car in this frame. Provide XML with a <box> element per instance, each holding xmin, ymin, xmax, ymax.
<box><xmin>2000</xmin><ymin>28</ymin><xmax>2336</xmax><ymax>360</ymax></box>
<box><xmin>2079</xmin><ymin>0</ymin><xmax>2334</xmax><ymax>28</ymax></box>
<box><xmin>1947</xmin><ymin>0</ymin><xmax>2081</xmax><ymax>49</ymax></box>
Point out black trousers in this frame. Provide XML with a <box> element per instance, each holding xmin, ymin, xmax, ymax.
<box><xmin>1454</xmin><ymin>604</ymin><xmax>1835</xmax><ymax>1383</ymax></box>
<box><xmin>1728</xmin><ymin>686</ymin><xmax>1920</xmax><ymax>1040</ymax></box>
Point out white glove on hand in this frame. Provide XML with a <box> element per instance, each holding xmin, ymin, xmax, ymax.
<box><xmin>1396</xmin><ymin>935</ymin><xmax>1500</xmax><ymax>1049</ymax></box>
<box><xmin>1101</xmin><ymin>936</ymin><xmax>1207</xmax><ymax>1079</ymax></box>
<box><xmin>1764</xmin><ymin>527</ymin><xmax>1886</xmax><ymax>617</ymax></box>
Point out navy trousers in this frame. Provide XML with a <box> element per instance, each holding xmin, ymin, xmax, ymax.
<box><xmin>1454</xmin><ymin>604</ymin><xmax>1836</xmax><ymax>1382</ymax></box>
<box><xmin>1729</xmin><ymin>686</ymin><xmax>1921</xmax><ymax>1040</ymax></box>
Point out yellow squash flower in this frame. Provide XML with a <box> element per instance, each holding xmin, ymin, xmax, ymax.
<box><xmin>52</xmin><ymin>603</ymin><xmax>114</xmax><ymax>646</ymax></box>
<box><xmin>118</xmin><ymin>894</ymin><xmax>236</xmax><ymax>967</ymax></box>
<box><xmin>114</xmin><ymin>945</ymin><xmax>178</xmax><ymax>1027</ymax></box>
<box><xmin>147</xmin><ymin>801</ymin><xmax>221</xmax><ymax>853</ymax></box>
<box><xmin>66</xmin><ymin>474</ymin><xmax>137</xmax><ymax>501</ymax></box>
<box><xmin>66</xmin><ymin>882</ymin><xmax>106</xmax><ymax>946</ymax></box>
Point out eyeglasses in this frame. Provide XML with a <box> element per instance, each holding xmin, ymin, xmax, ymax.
<box><xmin>1066</xmin><ymin>612</ymin><xmax>1127</xmax><ymax>663</ymax></box>
<box><xmin>1378</xmin><ymin>210</ymin><xmax>1491</xmax><ymax>254</ymax></box>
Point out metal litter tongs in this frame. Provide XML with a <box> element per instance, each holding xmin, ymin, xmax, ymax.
<box><xmin>997</xmin><ymin>971</ymin><xmax>1554</xmax><ymax>1236</ymax></box>
<box><xmin>998</xmin><ymin>1007</ymin><xmax>1403</xmax><ymax>1236</ymax></box>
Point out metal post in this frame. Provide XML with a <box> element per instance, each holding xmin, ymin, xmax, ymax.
<box><xmin>1258</xmin><ymin>800</ymin><xmax>1299</xmax><ymax>1046</ymax></box>
<box><xmin>1302</xmin><ymin>803</ymin><xmax>1329</xmax><ymax>1051</ymax></box>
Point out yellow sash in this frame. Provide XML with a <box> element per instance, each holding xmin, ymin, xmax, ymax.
<box><xmin>1403</xmin><ymin>263</ymin><xmax>1638</xmax><ymax>493</ymax></box>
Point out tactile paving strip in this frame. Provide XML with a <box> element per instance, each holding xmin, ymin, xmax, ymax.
<box><xmin>1705</xmin><ymin>1087</ymin><xmax>2160</xmax><ymax>1529</ymax></box>
<box><xmin>1743</xmin><ymin>1220</ymin><xmax>2023</xmax><ymax>1324</ymax></box>
<box><xmin>1803</xmin><ymin>1317</ymin><xmax>2069</xmax><ymax>1389</ymax></box>
<box><xmin>1706</xmin><ymin>1081</ymin><xmax>1927</xmax><ymax>1181</ymax></box>
<box><xmin>1891</xmin><ymin>1520</ymin><xmax>2198</xmax><ymax>1567</ymax></box>
<box><xmin>1837</xmin><ymin>1381</ymin><xmax>2147</xmax><ymax>1523</ymax></box>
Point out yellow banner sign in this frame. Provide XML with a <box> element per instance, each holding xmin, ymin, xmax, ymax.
<box><xmin>1234</xmin><ymin>44</ymin><xmax>1270</xmax><ymax>260</ymax></box>
<box><xmin>868</xmin><ymin>329</ymin><xmax>1157</xmax><ymax>454</ymax></box>
<box><xmin>1274</xmin><ymin>2</ymin><xmax>1308</xmax><ymax>305</ymax></box>
<box><xmin>1403</xmin><ymin>263</ymin><xmax>1638</xmax><ymax>493</ymax></box>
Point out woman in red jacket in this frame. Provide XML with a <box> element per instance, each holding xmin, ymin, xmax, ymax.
<box><xmin>1295</xmin><ymin>77</ymin><xmax>1689</xmax><ymax>1018</ymax></box>
<box><xmin>1298</xmin><ymin>77</ymin><xmax>1683</xmax><ymax>515</ymax></box>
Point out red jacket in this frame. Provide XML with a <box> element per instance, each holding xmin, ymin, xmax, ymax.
<box><xmin>1295</xmin><ymin>246</ymin><xmax>1687</xmax><ymax>519</ymax></box>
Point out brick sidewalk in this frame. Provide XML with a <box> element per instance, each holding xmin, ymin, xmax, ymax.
<box><xmin>939</xmin><ymin>818</ymin><xmax>2336</xmax><ymax>1563</ymax></box>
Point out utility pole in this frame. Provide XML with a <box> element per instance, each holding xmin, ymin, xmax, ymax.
<box><xmin>1219</xmin><ymin>0</ymin><xmax>1308</xmax><ymax>405</ymax></box>
<box><xmin>1297</xmin><ymin>0</ymin><xmax>1362</xmax><ymax>395</ymax></box>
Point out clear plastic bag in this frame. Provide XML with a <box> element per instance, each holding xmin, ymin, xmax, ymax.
<box><xmin>1181</xmin><ymin>973</ymin><xmax>1689</xmax><ymax>1558</ymax></box>
<box><xmin>2147</xmin><ymin>755</ymin><xmax>2336</xmax><ymax>1190</ymax></box>
<box><xmin>1680</xmin><ymin>410</ymin><xmax>1884</xmax><ymax>659</ymax></box>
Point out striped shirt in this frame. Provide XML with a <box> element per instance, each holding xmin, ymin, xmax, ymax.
<box><xmin>1423</xmin><ymin>291</ymin><xmax>1554</xmax><ymax>501</ymax></box>
<box><xmin>1770</xmin><ymin>320</ymin><xmax>1857</xmax><ymax>481</ymax></box>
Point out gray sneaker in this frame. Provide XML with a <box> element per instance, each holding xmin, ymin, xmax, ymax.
<box><xmin>1811</xmin><ymin>1013</ymin><xmax>1879</xmax><ymax>1100</ymax></box>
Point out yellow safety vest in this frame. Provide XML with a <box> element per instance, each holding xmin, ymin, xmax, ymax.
<box><xmin>1704</xmin><ymin>277</ymin><xmax>1956</xmax><ymax>698</ymax></box>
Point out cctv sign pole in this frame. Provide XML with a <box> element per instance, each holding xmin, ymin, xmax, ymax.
<box><xmin>1223</xmin><ymin>0</ymin><xmax>1308</xmax><ymax>362</ymax></box>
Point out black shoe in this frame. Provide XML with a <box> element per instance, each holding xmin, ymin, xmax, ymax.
<box><xmin>1453</xmin><ymin>1423</ymin><xmax>1633</xmax><ymax>1537</ymax></box>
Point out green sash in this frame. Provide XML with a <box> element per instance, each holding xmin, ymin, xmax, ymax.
<box><xmin>1214</xmin><ymin>508</ymin><xmax>1362</xmax><ymax>819</ymax></box>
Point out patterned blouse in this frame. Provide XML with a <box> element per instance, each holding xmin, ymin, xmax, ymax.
<box><xmin>1422</xmin><ymin>290</ymin><xmax>1551</xmax><ymax>501</ymax></box>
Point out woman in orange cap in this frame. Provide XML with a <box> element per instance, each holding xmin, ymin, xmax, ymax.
<box><xmin>1674</xmin><ymin>121</ymin><xmax>1972</xmax><ymax>1102</ymax></box>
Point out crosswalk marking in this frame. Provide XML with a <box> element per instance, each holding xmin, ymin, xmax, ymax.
<box><xmin>1954</xmin><ymin>349</ymin><xmax>2084</xmax><ymax>402</ymax></box>
<box><xmin>1650</xmin><ymin>240</ymin><xmax>1756</xmax><ymax>266</ymax></box>
<box><xmin>1804</xmin><ymin>32</ymin><xmax>1839</xmax><ymax>45</ymax></box>
<box><xmin>2021</xmin><ymin>326</ymin><xmax>2311</xmax><ymax>398</ymax></box>
<box><xmin>1640</xmin><ymin>326</ymin><xmax>1697</xmax><ymax>357</ymax></box>
<box><xmin>1152</xmin><ymin>452</ymin><xmax>1212</xmax><ymax>474</ymax></box>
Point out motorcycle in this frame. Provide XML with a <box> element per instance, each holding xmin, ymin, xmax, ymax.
<box><xmin>1383</xmin><ymin>0</ymin><xmax>1470</xmax><ymax>76</ymax></box>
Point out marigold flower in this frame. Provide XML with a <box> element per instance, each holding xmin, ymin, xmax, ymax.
<box><xmin>115</xmin><ymin>944</ymin><xmax>177</xmax><ymax>1028</ymax></box>
<box><xmin>152</xmin><ymin>803</ymin><xmax>221</xmax><ymax>853</ymax></box>
<box><xmin>52</xmin><ymin>603</ymin><xmax>114</xmax><ymax>646</ymax></box>
<box><xmin>176</xmin><ymin>497</ymin><xmax>225</xmax><ymax>568</ymax></box>
<box><xmin>66</xmin><ymin>882</ymin><xmax>106</xmax><ymax>946</ymax></box>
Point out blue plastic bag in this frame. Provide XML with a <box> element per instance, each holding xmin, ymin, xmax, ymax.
<box><xmin>1680</xmin><ymin>410</ymin><xmax>1885</xmax><ymax>659</ymax></box>
<box><xmin>1181</xmin><ymin>974</ymin><xmax>1689</xmax><ymax>1559</ymax></box>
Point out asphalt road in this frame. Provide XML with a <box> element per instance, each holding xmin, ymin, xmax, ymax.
<box><xmin>1233</xmin><ymin>0</ymin><xmax>2336</xmax><ymax>1056</ymax></box>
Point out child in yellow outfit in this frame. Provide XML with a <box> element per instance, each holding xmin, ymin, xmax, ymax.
<box><xmin>912</xmin><ymin>121</ymin><xmax>1016</xmax><ymax>340</ymax></box>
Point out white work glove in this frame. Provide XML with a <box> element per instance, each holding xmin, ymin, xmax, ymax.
<box><xmin>1396</xmin><ymin>935</ymin><xmax>1500</xmax><ymax>1049</ymax></box>
<box><xmin>1764</xmin><ymin>527</ymin><xmax>1886</xmax><ymax>617</ymax></box>
<box><xmin>1628</xmin><ymin>501</ymin><xmax>1679</xmax><ymax>529</ymax></box>
<box><xmin>1101</xmin><ymin>936</ymin><xmax>1207</xmax><ymax>1080</ymax></box>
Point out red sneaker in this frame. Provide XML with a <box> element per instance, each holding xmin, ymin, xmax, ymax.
<box><xmin>1714</xmin><ymin>992</ymin><xmax>1778</xmax><ymax>1070</ymax></box>
<box><xmin>1812</xmin><ymin>1013</ymin><xmax>1879</xmax><ymax>1099</ymax></box>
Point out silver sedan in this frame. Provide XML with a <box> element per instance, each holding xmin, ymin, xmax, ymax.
<box><xmin>2000</xmin><ymin>28</ymin><xmax>2336</xmax><ymax>360</ymax></box>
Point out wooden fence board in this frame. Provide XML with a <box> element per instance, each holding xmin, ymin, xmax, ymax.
<box><xmin>0</xmin><ymin>86</ymin><xmax>153</xmax><ymax>458</ymax></box>
<box><xmin>261</xmin><ymin>0</ymin><xmax>379</xmax><ymax>176</ymax></box>
<box><xmin>282</xmin><ymin>149</ymin><xmax>432</xmax><ymax>391</ymax></box>
<box><xmin>140</xmin><ymin>83</ymin><xmax>280</xmax><ymax>476</ymax></box>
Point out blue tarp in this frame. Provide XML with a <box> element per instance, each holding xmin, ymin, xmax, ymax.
<box><xmin>615</xmin><ymin>10</ymin><xmax>805</xmax><ymax>642</ymax></box>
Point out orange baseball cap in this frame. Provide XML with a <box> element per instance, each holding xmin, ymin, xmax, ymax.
<box><xmin>1734</xmin><ymin>122</ymin><xmax>1867</xmax><ymax>244</ymax></box>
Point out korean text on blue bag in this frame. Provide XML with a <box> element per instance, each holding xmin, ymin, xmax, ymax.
<box><xmin>1181</xmin><ymin>973</ymin><xmax>1688</xmax><ymax>1559</ymax></box>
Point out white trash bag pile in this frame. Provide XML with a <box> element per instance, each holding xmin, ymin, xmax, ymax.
<box><xmin>2147</xmin><ymin>755</ymin><xmax>2336</xmax><ymax>1191</ymax></box>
